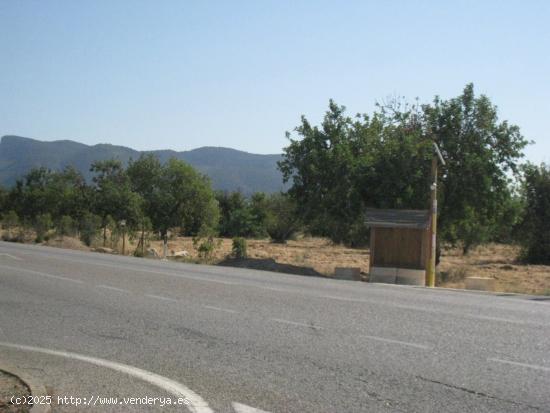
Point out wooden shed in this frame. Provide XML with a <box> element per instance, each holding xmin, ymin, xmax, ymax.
<box><xmin>366</xmin><ymin>208</ymin><xmax>431</xmax><ymax>285</ymax></box>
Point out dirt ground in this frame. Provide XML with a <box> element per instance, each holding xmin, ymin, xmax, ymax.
<box><xmin>437</xmin><ymin>243</ymin><xmax>550</xmax><ymax>295</ymax></box>
<box><xmin>0</xmin><ymin>370</ymin><xmax>31</xmax><ymax>413</ymax></box>
<box><xmin>3</xmin><ymin>228</ymin><xmax>550</xmax><ymax>295</ymax></box>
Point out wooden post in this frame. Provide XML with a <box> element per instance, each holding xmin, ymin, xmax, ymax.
<box><xmin>427</xmin><ymin>156</ymin><xmax>438</xmax><ymax>287</ymax></box>
<box><xmin>369</xmin><ymin>227</ymin><xmax>376</xmax><ymax>271</ymax></box>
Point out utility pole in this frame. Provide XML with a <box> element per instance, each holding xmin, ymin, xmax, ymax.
<box><xmin>427</xmin><ymin>143</ymin><xmax>445</xmax><ymax>287</ymax></box>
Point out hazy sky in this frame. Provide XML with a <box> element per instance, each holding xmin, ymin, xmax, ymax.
<box><xmin>1</xmin><ymin>1</ymin><xmax>548</xmax><ymax>163</ymax></box>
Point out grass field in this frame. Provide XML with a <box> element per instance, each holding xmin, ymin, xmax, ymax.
<box><xmin>4</xmin><ymin>227</ymin><xmax>550</xmax><ymax>295</ymax></box>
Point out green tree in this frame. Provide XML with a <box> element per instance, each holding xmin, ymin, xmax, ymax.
<box><xmin>249</xmin><ymin>192</ymin><xmax>270</xmax><ymax>238</ymax></box>
<box><xmin>423</xmin><ymin>84</ymin><xmax>528</xmax><ymax>252</ymax></box>
<box><xmin>265</xmin><ymin>193</ymin><xmax>301</xmax><ymax>243</ymax></box>
<box><xmin>56</xmin><ymin>215</ymin><xmax>76</xmax><ymax>237</ymax></box>
<box><xmin>1</xmin><ymin>210</ymin><xmax>19</xmax><ymax>239</ymax></box>
<box><xmin>128</xmin><ymin>155</ymin><xmax>219</xmax><ymax>253</ymax></box>
<box><xmin>517</xmin><ymin>164</ymin><xmax>550</xmax><ymax>264</ymax></box>
<box><xmin>79</xmin><ymin>212</ymin><xmax>102</xmax><ymax>246</ymax></box>
<box><xmin>216</xmin><ymin>191</ymin><xmax>254</xmax><ymax>237</ymax></box>
<box><xmin>34</xmin><ymin>213</ymin><xmax>53</xmax><ymax>243</ymax></box>
<box><xmin>90</xmin><ymin>159</ymin><xmax>143</xmax><ymax>246</ymax></box>
<box><xmin>0</xmin><ymin>186</ymin><xmax>7</xmax><ymax>215</ymax></box>
<box><xmin>7</xmin><ymin>167</ymin><xmax>91</xmax><ymax>223</ymax></box>
<box><xmin>280</xmin><ymin>85</ymin><xmax>528</xmax><ymax>250</ymax></box>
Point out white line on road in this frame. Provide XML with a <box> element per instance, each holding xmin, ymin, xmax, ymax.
<box><xmin>97</xmin><ymin>284</ymin><xmax>129</xmax><ymax>293</ymax></box>
<box><xmin>0</xmin><ymin>342</ymin><xmax>214</xmax><ymax>413</ymax></box>
<box><xmin>0</xmin><ymin>253</ymin><xmax>21</xmax><ymax>260</ymax></box>
<box><xmin>232</xmin><ymin>402</ymin><xmax>271</xmax><ymax>413</ymax></box>
<box><xmin>145</xmin><ymin>294</ymin><xmax>179</xmax><ymax>303</ymax></box>
<box><xmin>488</xmin><ymin>357</ymin><xmax>550</xmax><ymax>373</ymax></box>
<box><xmin>52</xmin><ymin>257</ymin><xmax>239</xmax><ymax>286</ymax></box>
<box><xmin>203</xmin><ymin>305</ymin><xmax>238</xmax><ymax>314</ymax></box>
<box><xmin>360</xmin><ymin>334</ymin><xmax>431</xmax><ymax>350</ymax></box>
<box><xmin>0</xmin><ymin>264</ymin><xmax>84</xmax><ymax>284</ymax></box>
<box><xmin>270</xmin><ymin>318</ymin><xmax>322</xmax><ymax>329</ymax></box>
<box><xmin>322</xmin><ymin>295</ymin><xmax>549</xmax><ymax>327</ymax></box>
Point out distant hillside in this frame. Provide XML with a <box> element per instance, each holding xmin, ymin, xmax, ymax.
<box><xmin>0</xmin><ymin>135</ymin><xmax>286</xmax><ymax>194</ymax></box>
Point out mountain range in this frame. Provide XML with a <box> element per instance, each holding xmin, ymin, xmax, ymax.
<box><xmin>0</xmin><ymin>135</ymin><xmax>286</xmax><ymax>194</ymax></box>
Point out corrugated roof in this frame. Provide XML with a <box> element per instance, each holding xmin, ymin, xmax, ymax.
<box><xmin>365</xmin><ymin>208</ymin><xmax>430</xmax><ymax>229</ymax></box>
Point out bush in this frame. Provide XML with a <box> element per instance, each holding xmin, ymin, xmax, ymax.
<box><xmin>193</xmin><ymin>226</ymin><xmax>221</xmax><ymax>260</ymax></box>
<box><xmin>232</xmin><ymin>237</ymin><xmax>248</xmax><ymax>259</ymax></box>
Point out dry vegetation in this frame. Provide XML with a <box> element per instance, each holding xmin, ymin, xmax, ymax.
<box><xmin>438</xmin><ymin>243</ymin><xmax>550</xmax><ymax>295</ymax></box>
<box><xmin>2</xmin><ymin>227</ymin><xmax>549</xmax><ymax>295</ymax></box>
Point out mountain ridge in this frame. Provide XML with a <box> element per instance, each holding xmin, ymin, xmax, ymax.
<box><xmin>0</xmin><ymin>135</ymin><xmax>286</xmax><ymax>194</ymax></box>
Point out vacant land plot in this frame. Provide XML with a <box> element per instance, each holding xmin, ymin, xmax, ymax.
<box><xmin>2</xmin><ymin>228</ymin><xmax>549</xmax><ymax>295</ymax></box>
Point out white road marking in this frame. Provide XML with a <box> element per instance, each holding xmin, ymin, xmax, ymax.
<box><xmin>0</xmin><ymin>264</ymin><xmax>84</xmax><ymax>284</ymax></box>
<box><xmin>53</xmin><ymin>257</ymin><xmax>239</xmax><ymax>286</ymax></box>
<box><xmin>321</xmin><ymin>295</ymin><xmax>364</xmax><ymax>303</ymax></box>
<box><xmin>0</xmin><ymin>342</ymin><xmax>214</xmax><ymax>413</ymax></box>
<box><xmin>145</xmin><ymin>294</ymin><xmax>179</xmax><ymax>303</ymax></box>
<box><xmin>203</xmin><ymin>305</ymin><xmax>238</xmax><ymax>314</ymax></box>
<box><xmin>232</xmin><ymin>402</ymin><xmax>272</xmax><ymax>413</ymax></box>
<box><xmin>270</xmin><ymin>318</ymin><xmax>322</xmax><ymax>329</ymax></box>
<box><xmin>97</xmin><ymin>284</ymin><xmax>129</xmax><ymax>293</ymax></box>
<box><xmin>322</xmin><ymin>295</ymin><xmax>549</xmax><ymax>327</ymax></box>
<box><xmin>0</xmin><ymin>253</ymin><xmax>21</xmax><ymax>260</ymax></box>
<box><xmin>360</xmin><ymin>334</ymin><xmax>431</xmax><ymax>350</ymax></box>
<box><xmin>488</xmin><ymin>357</ymin><xmax>550</xmax><ymax>372</ymax></box>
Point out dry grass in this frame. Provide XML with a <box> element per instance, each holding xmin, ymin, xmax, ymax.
<box><xmin>2</xmin><ymin>226</ymin><xmax>549</xmax><ymax>295</ymax></box>
<box><xmin>149</xmin><ymin>236</ymin><xmax>370</xmax><ymax>276</ymax></box>
<box><xmin>438</xmin><ymin>243</ymin><xmax>550</xmax><ymax>295</ymax></box>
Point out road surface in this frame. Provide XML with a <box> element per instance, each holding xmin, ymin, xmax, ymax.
<box><xmin>0</xmin><ymin>241</ymin><xmax>549</xmax><ymax>412</ymax></box>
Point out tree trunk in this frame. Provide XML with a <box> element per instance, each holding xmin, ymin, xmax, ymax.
<box><xmin>162</xmin><ymin>231</ymin><xmax>168</xmax><ymax>259</ymax></box>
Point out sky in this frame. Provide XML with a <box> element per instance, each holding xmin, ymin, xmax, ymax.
<box><xmin>1</xmin><ymin>0</ymin><xmax>549</xmax><ymax>163</ymax></box>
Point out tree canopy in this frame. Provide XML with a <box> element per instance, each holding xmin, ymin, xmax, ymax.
<box><xmin>279</xmin><ymin>84</ymin><xmax>529</xmax><ymax>249</ymax></box>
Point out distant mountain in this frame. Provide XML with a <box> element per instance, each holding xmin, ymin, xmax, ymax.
<box><xmin>0</xmin><ymin>135</ymin><xmax>286</xmax><ymax>194</ymax></box>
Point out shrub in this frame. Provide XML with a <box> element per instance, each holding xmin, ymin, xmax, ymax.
<box><xmin>193</xmin><ymin>226</ymin><xmax>221</xmax><ymax>260</ymax></box>
<box><xmin>232</xmin><ymin>237</ymin><xmax>248</xmax><ymax>259</ymax></box>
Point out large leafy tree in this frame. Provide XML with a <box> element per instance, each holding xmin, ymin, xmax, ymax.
<box><xmin>8</xmin><ymin>166</ymin><xmax>91</xmax><ymax>222</ymax></box>
<box><xmin>127</xmin><ymin>155</ymin><xmax>219</xmax><ymax>243</ymax></box>
<box><xmin>279</xmin><ymin>100</ymin><xmax>431</xmax><ymax>245</ymax></box>
<box><xmin>280</xmin><ymin>84</ymin><xmax>528</xmax><ymax>250</ymax></box>
<box><xmin>423</xmin><ymin>84</ymin><xmax>528</xmax><ymax>252</ymax></box>
<box><xmin>90</xmin><ymin>159</ymin><xmax>143</xmax><ymax>245</ymax></box>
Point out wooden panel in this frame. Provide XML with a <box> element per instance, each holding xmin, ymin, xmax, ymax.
<box><xmin>372</xmin><ymin>227</ymin><xmax>425</xmax><ymax>269</ymax></box>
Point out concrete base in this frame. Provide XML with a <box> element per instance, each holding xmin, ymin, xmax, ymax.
<box><xmin>396</xmin><ymin>268</ymin><xmax>426</xmax><ymax>286</ymax></box>
<box><xmin>334</xmin><ymin>267</ymin><xmax>361</xmax><ymax>281</ymax></box>
<box><xmin>370</xmin><ymin>267</ymin><xmax>426</xmax><ymax>285</ymax></box>
<box><xmin>465</xmin><ymin>277</ymin><xmax>496</xmax><ymax>291</ymax></box>
<box><xmin>369</xmin><ymin>267</ymin><xmax>397</xmax><ymax>284</ymax></box>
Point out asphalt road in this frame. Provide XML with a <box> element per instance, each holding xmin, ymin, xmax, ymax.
<box><xmin>0</xmin><ymin>241</ymin><xmax>549</xmax><ymax>413</ymax></box>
